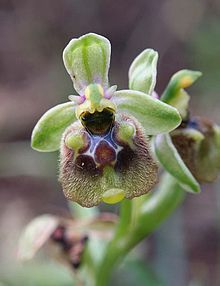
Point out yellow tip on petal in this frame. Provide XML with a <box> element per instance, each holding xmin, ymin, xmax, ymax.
<box><xmin>102</xmin><ymin>188</ymin><xmax>125</xmax><ymax>204</ymax></box>
<box><xmin>179</xmin><ymin>76</ymin><xmax>194</xmax><ymax>89</ymax></box>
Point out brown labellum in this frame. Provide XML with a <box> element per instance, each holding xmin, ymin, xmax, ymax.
<box><xmin>51</xmin><ymin>224</ymin><xmax>88</xmax><ymax>270</ymax></box>
<box><xmin>171</xmin><ymin>116</ymin><xmax>220</xmax><ymax>183</ymax></box>
<box><xmin>59</xmin><ymin>113</ymin><xmax>158</xmax><ymax>207</ymax></box>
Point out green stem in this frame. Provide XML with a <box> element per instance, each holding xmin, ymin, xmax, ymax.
<box><xmin>95</xmin><ymin>199</ymin><xmax>132</xmax><ymax>286</ymax></box>
<box><xmin>132</xmin><ymin>173</ymin><xmax>186</xmax><ymax>242</ymax></box>
<box><xmin>114</xmin><ymin>199</ymin><xmax>132</xmax><ymax>238</ymax></box>
<box><xmin>95</xmin><ymin>173</ymin><xmax>185</xmax><ymax>286</ymax></box>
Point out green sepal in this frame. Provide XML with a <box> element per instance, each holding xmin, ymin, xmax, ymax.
<box><xmin>160</xmin><ymin>69</ymin><xmax>202</xmax><ymax>104</ymax></box>
<box><xmin>153</xmin><ymin>133</ymin><xmax>200</xmax><ymax>193</ymax></box>
<box><xmin>129</xmin><ymin>49</ymin><xmax>158</xmax><ymax>95</ymax></box>
<box><xmin>18</xmin><ymin>215</ymin><xmax>59</xmax><ymax>261</ymax></box>
<box><xmin>63</xmin><ymin>33</ymin><xmax>111</xmax><ymax>94</ymax></box>
<box><xmin>196</xmin><ymin>124</ymin><xmax>220</xmax><ymax>182</ymax></box>
<box><xmin>112</xmin><ymin>90</ymin><xmax>181</xmax><ymax>135</ymax></box>
<box><xmin>31</xmin><ymin>102</ymin><xmax>77</xmax><ymax>152</ymax></box>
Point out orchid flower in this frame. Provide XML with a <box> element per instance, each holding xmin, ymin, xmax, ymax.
<box><xmin>31</xmin><ymin>33</ymin><xmax>181</xmax><ymax>207</ymax></box>
<box><xmin>129</xmin><ymin>49</ymin><xmax>220</xmax><ymax>192</ymax></box>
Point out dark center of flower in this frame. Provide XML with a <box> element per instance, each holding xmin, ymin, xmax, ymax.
<box><xmin>80</xmin><ymin>108</ymin><xmax>115</xmax><ymax>135</ymax></box>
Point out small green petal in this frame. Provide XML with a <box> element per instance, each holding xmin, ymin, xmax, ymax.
<box><xmin>160</xmin><ymin>69</ymin><xmax>202</xmax><ymax>104</ymax></box>
<box><xmin>167</xmin><ymin>89</ymin><xmax>190</xmax><ymax>119</ymax></box>
<box><xmin>154</xmin><ymin>133</ymin><xmax>200</xmax><ymax>193</ymax></box>
<box><xmin>129</xmin><ymin>49</ymin><xmax>158</xmax><ymax>95</ymax></box>
<box><xmin>63</xmin><ymin>33</ymin><xmax>111</xmax><ymax>94</ymax></box>
<box><xmin>113</xmin><ymin>90</ymin><xmax>181</xmax><ymax>135</ymax></box>
<box><xmin>31</xmin><ymin>102</ymin><xmax>77</xmax><ymax>152</ymax></box>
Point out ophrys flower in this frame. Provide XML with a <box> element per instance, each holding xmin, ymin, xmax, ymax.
<box><xmin>31</xmin><ymin>33</ymin><xmax>181</xmax><ymax>207</ymax></box>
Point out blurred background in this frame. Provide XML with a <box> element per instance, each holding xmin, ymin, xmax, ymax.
<box><xmin>0</xmin><ymin>0</ymin><xmax>220</xmax><ymax>285</ymax></box>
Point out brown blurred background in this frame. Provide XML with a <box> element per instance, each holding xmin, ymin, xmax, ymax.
<box><xmin>0</xmin><ymin>0</ymin><xmax>220</xmax><ymax>285</ymax></box>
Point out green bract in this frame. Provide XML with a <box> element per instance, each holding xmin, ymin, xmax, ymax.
<box><xmin>129</xmin><ymin>49</ymin><xmax>158</xmax><ymax>95</ymax></box>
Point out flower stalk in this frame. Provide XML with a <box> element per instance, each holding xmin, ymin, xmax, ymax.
<box><xmin>94</xmin><ymin>173</ymin><xmax>185</xmax><ymax>286</ymax></box>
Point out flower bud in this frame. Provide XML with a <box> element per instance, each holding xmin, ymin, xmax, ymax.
<box><xmin>59</xmin><ymin>114</ymin><xmax>158</xmax><ymax>207</ymax></box>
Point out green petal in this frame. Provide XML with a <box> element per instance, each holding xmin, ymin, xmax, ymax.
<box><xmin>129</xmin><ymin>49</ymin><xmax>158</xmax><ymax>95</ymax></box>
<box><xmin>113</xmin><ymin>90</ymin><xmax>181</xmax><ymax>135</ymax></box>
<box><xmin>63</xmin><ymin>33</ymin><xmax>111</xmax><ymax>94</ymax></box>
<box><xmin>160</xmin><ymin>69</ymin><xmax>202</xmax><ymax>103</ymax></box>
<box><xmin>31</xmin><ymin>102</ymin><xmax>77</xmax><ymax>152</ymax></box>
<box><xmin>167</xmin><ymin>89</ymin><xmax>190</xmax><ymax>119</ymax></box>
<box><xmin>154</xmin><ymin>133</ymin><xmax>200</xmax><ymax>193</ymax></box>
